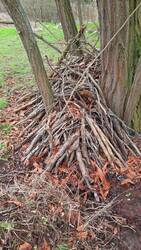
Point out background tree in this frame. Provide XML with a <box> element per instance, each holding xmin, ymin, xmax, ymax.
<box><xmin>55</xmin><ymin>0</ymin><xmax>83</xmax><ymax>56</ymax></box>
<box><xmin>77</xmin><ymin>0</ymin><xmax>83</xmax><ymax>27</ymax></box>
<box><xmin>55</xmin><ymin>0</ymin><xmax>78</xmax><ymax>42</ymax></box>
<box><xmin>97</xmin><ymin>0</ymin><xmax>141</xmax><ymax>130</ymax></box>
<box><xmin>1</xmin><ymin>0</ymin><xmax>54</xmax><ymax>112</ymax></box>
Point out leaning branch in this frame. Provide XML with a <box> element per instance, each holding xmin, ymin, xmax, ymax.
<box><xmin>58</xmin><ymin>25</ymin><xmax>86</xmax><ymax>64</ymax></box>
<box><xmin>0</xmin><ymin>20</ymin><xmax>14</xmax><ymax>24</ymax></box>
<box><xmin>34</xmin><ymin>33</ymin><xmax>62</xmax><ymax>54</ymax></box>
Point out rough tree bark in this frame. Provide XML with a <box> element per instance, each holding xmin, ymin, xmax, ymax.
<box><xmin>97</xmin><ymin>0</ymin><xmax>141</xmax><ymax>130</ymax></box>
<box><xmin>55</xmin><ymin>0</ymin><xmax>82</xmax><ymax>55</ymax></box>
<box><xmin>1</xmin><ymin>0</ymin><xmax>54</xmax><ymax>112</ymax></box>
<box><xmin>77</xmin><ymin>0</ymin><xmax>83</xmax><ymax>27</ymax></box>
<box><xmin>55</xmin><ymin>0</ymin><xmax>78</xmax><ymax>42</ymax></box>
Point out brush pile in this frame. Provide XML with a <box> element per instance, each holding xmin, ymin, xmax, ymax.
<box><xmin>17</xmin><ymin>51</ymin><xmax>141</xmax><ymax>200</ymax></box>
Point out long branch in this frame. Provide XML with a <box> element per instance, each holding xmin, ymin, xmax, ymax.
<box><xmin>34</xmin><ymin>33</ymin><xmax>62</xmax><ymax>54</ymax></box>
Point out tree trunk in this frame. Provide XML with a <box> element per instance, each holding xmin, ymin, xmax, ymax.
<box><xmin>1</xmin><ymin>0</ymin><xmax>54</xmax><ymax>112</ymax></box>
<box><xmin>55</xmin><ymin>0</ymin><xmax>82</xmax><ymax>56</ymax></box>
<box><xmin>55</xmin><ymin>0</ymin><xmax>78</xmax><ymax>42</ymax></box>
<box><xmin>77</xmin><ymin>0</ymin><xmax>83</xmax><ymax>27</ymax></box>
<box><xmin>97</xmin><ymin>0</ymin><xmax>141</xmax><ymax>130</ymax></box>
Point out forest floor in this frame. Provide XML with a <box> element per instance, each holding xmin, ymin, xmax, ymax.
<box><xmin>1</xmin><ymin>86</ymin><xmax>141</xmax><ymax>250</ymax></box>
<box><xmin>0</xmin><ymin>25</ymin><xmax>141</xmax><ymax>250</ymax></box>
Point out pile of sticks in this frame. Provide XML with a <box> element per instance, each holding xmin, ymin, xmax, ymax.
<box><xmin>17</xmin><ymin>52</ymin><xmax>140</xmax><ymax>193</ymax></box>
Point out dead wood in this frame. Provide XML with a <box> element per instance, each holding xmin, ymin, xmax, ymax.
<box><xmin>16</xmin><ymin>50</ymin><xmax>141</xmax><ymax>199</ymax></box>
<box><xmin>34</xmin><ymin>33</ymin><xmax>62</xmax><ymax>54</ymax></box>
<box><xmin>0</xmin><ymin>20</ymin><xmax>14</xmax><ymax>24</ymax></box>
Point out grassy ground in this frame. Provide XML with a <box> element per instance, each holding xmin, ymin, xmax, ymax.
<box><xmin>0</xmin><ymin>23</ymin><xmax>64</xmax><ymax>89</ymax></box>
<box><xmin>0</xmin><ymin>22</ymin><xmax>99</xmax><ymax>89</ymax></box>
<box><xmin>0</xmin><ymin>23</ymin><xmax>64</xmax><ymax>157</ymax></box>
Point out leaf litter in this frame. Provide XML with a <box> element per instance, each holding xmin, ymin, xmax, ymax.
<box><xmin>0</xmin><ymin>49</ymin><xmax>141</xmax><ymax>249</ymax></box>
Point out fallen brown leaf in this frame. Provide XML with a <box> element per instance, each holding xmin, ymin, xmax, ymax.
<box><xmin>39</xmin><ymin>239</ymin><xmax>51</xmax><ymax>250</ymax></box>
<box><xmin>33</xmin><ymin>162</ymin><xmax>43</xmax><ymax>173</ymax></box>
<box><xmin>96</xmin><ymin>166</ymin><xmax>110</xmax><ymax>199</ymax></box>
<box><xmin>121</xmin><ymin>178</ymin><xmax>134</xmax><ymax>186</ymax></box>
<box><xmin>76</xmin><ymin>230</ymin><xmax>88</xmax><ymax>239</ymax></box>
<box><xmin>28</xmin><ymin>191</ymin><xmax>37</xmax><ymax>200</ymax></box>
<box><xmin>18</xmin><ymin>242</ymin><xmax>32</xmax><ymax>250</ymax></box>
<box><xmin>7</xmin><ymin>199</ymin><xmax>22</xmax><ymax>207</ymax></box>
<box><xmin>113</xmin><ymin>227</ymin><xmax>118</xmax><ymax>235</ymax></box>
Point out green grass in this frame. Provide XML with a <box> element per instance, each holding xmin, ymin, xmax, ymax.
<box><xmin>0</xmin><ymin>23</ymin><xmax>64</xmax><ymax>90</ymax></box>
<box><xmin>0</xmin><ymin>142</ymin><xmax>7</xmax><ymax>160</ymax></box>
<box><xmin>85</xmin><ymin>21</ymin><xmax>100</xmax><ymax>48</ymax></box>
<box><xmin>0</xmin><ymin>98</ymin><xmax>8</xmax><ymax>109</ymax></box>
<box><xmin>0</xmin><ymin>143</ymin><xmax>4</xmax><ymax>150</ymax></box>
<box><xmin>0</xmin><ymin>22</ymin><xmax>99</xmax><ymax>90</ymax></box>
<box><xmin>0</xmin><ymin>123</ymin><xmax>12</xmax><ymax>135</ymax></box>
<box><xmin>0</xmin><ymin>23</ymin><xmax>65</xmax><ymax>144</ymax></box>
<box><xmin>0</xmin><ymin>221</ymin><xmax>14</xmax><ymax>231</ymax></box>
<box><xmin>57</xmin><ymin>244</ymin><xmax>69</xmax><ymax>250</ymax></box>
<box><xmin>0</xmin><ymin>28</ymin><xmax>31</xmax><ymax>91</ymax></box>
<box><xmin>0</xmin><ymin>124</ymin><xmax>12</xmax><ymax>159</ymax></box>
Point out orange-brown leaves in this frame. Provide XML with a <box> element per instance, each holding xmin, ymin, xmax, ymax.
<box><xmin>18</xmin><ymin>242</ymin><xmax>32</xmax><ymax>250</ymax></box>
<box><xmin>39</xmin><ymin>239</ymin><xmax>51</xmax><ymax>250</ymax></box>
